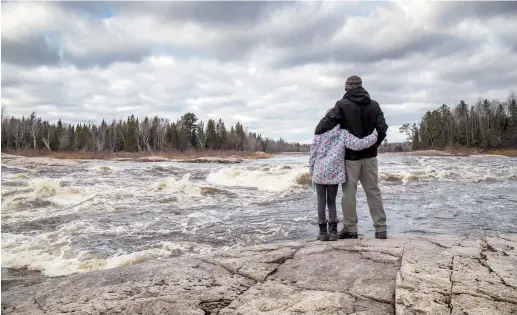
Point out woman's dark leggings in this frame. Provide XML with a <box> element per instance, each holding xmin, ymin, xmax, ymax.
<box><xmin>315</xmin><ymin>184</ymin><xmax>339</xmax><ymax>223</ymax></box>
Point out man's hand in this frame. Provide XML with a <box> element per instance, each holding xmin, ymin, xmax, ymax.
<box><xmin>315</xmin><ymin>103</ymin><xmax>343</xmax><ymax>135</ymax></box>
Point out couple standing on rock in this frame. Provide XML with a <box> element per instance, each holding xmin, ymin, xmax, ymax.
<box><xmin>309</xmin><ymin>75</ymin><xmax>389</xmax><ymax>241</ymax></box>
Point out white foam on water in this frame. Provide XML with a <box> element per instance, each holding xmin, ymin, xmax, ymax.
<box><xmin>2</xmin><ymin>178</ymin><xmax>95</xmax><ymax>207</ymax></box>
<box><xmin>101</xmin><ymin>241</ymin><xmax>216</xmax><ymax>270</ymax></box>
<box><xmin>2</xmin><ymin>222</ymin><xmax>98</xmax><ymax>276</ymax></box>
<box><xmin>1</xmin><ymin>178</ymin><xmax>107</xmax><ymax>225</ymax></box>
<box><xmin>154</xmin><ymin>174</ymin><xmax>202</xmax><ymax>198</ymax></box>
<box><xmin>90</xmin><ymin>165</ymin><xmax>119</xmax><ymax>175</ymax></box>
<box><xmin>205</xmin><ymin>164</ymin><xmax>309</xmax><ymax>192</ymax></box>
<box><xmin>380</xmin><ymin>163</ymin><xmax>517</xmax><ymax>185</ymax></box>
<box><xmin>1</xmin><ymin>222</ymin><xmax>216</xmax><ymax>277</ymax></box>
<box><xmin>381</xmin><ymin>172</ymin><xmax>420</xmax><ymax>184</ymax></box>
<box><xmin>144</xmin><ymin>164</ymin><xmax>187</xmax><ymax>173</ymax></box>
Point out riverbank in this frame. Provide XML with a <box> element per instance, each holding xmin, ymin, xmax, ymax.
<box><xmin>1</xmin><ymin>150</ymin><xmax>273</xmax><ymax>163</ymax></box>
<box><xmin>484</xmin><ymin>149</ymin><xmax>517</xmax><ymax>156</ymax></box>
<box><xmin>405</xmin><ymin>148</ymin><xmax>517</xmax><ymax>157</ymax></box>
<box><xmin>2</xmin><ymin>235</ymin><xmax>515</xmax><ymax>315</ymax></box>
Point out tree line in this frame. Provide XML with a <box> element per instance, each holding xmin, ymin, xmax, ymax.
<box><xmin>0</xmin><ymin>110</ymin><xmax>310</xmax><ymax>153</ymax></box>
<box><xmin>378</xmin><ymin>141</ymin><xmax>411</xmax><ymax>153</ymax></box>
<box><xmin>400</xmin><ymin>91</ymin><xmax>517</xmax><ymax>150</ymax></box>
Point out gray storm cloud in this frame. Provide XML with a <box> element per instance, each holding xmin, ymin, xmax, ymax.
<box><xmin>1</xmin><ymin>1</ymin><xmax>516</xmax><ymax>143</ymax></box>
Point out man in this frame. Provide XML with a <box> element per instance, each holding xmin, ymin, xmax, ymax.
<box><xmin>315</xmin><ymin>75</ymin><xmax>388</xmax><ymax>239</ymax></box>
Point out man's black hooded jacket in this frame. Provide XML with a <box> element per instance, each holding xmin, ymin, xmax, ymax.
<box><xmin>314</xmin><ymin>87</ymin><xmax>388</xmax><ymax>161</ymax></box>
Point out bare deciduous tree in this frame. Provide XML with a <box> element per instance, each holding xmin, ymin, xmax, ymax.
<box><xmin>139</xmin><ymin>118</ymin><xmax>152</xmax><ymax>152</ymax></box>
<box><xmin>1</xmin><ymin>112</ymin><xmax>311</xmax><ymax>153</ymax></box>
<box><xmin>90</xmin><ymin>124</ymin><xmax>106</xmax><ymax>152</ymax></box>
<box><xmin>59</xmin><ymin>129</ymin><xmax>70</xmax><ymax>151</ymax></box>
<box><xmin>42</xmin><ymin>128</ymin><xmax>53</xmax><ymax>151</ymax></box>
<box><xmin>28</xmin><ymin>112</ymin><xmax>40</xmax><ymax>149</ymax></box>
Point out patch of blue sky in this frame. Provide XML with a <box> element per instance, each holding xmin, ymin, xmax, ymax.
<box><xmin>41</xmin><ymin>31</ymin><xmax>65</xmax><ymax>62</ymax></box>
<box><xmin>150</xmin><ymin>44</ymin><xmax>215</xmax><ymax>61</ymax></box>
<box><xmin>358</xmin><ymin>8</ymin><xmax>374</xmax><ymax>18</ymax></box>
<box><xmin>68</xmin><ymin>1</ymin><xmax>114</xmax><ymax>19</ymax></box>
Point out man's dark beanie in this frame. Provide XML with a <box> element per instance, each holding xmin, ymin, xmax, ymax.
<box><xmin>345</xmin><ymin>75</ymin><xmax>362</xmax><ymax>91</ymax></box>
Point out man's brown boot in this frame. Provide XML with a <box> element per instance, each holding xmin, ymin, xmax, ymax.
<box><xmin>375</xmin><ymin>231</ymin><xmax>387</xmax><ymax>239</ymax></box>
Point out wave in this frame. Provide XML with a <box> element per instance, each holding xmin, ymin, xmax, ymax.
<box><xmin>154</xmin><ymin>174</ymin><xmax>203</xmax><ymax>198</ymax></box>
<box><xmin>91</xmin><ymin>165</ymin><xmax>118</xmax><ymax>175</ymax></box>
<box><xmin>206</xmin><ymin>164</ymin><xmax>310</xmax><ymax>192</ymax></box>
<box><xmin>0</xmin><ymin>179</ymin><xmax>104</xmax><ymax>227</ymax></box>
<box><xmin>380</xmin><ymin>165</ymin><xmax>517</xmax><ymax>185</ymax></box>
<box><xmin>1</xmin><ymin>227</ymin><xmax>216</xmax><ymax>277</ymax></box>
<box><xmin>381</xmin><ymin>172</ymin><xmax>420</xmax><ymax>184</ymax></box>
<box><xmin>2</xmin><ymin>178</ymin><xmax>96</xmax><ymax>210</ymax></box>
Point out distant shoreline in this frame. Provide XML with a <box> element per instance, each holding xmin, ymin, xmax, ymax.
<box><xmin>280</xmin><ymin>148</ymin><xmax>517</xmax><ymax>157</ymax></box>
<box><xmin>0</xmin><ymin>149</ymin><xmax>275</xmax><ymax>162</ymax></box>
<box><xmin>2</xmin><ymin>148</ymin><xmax>515</xmax><ymax>162</ymax></box>
<box><xmin>402</xmin><ymin>148</ymin><xmax>517</xmax><ymax>157</ymax></box>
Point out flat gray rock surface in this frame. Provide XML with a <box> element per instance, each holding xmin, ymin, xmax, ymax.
<box><xmin>2</xmin><ymin>235</ymin><xmax>516</xmax><ymax>315</ymax></box>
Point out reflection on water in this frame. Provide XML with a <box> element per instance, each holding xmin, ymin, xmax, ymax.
<box><xmin>1</xmin><ymin>153</ymin><xmax>517</xmax><ymax>277</ymax></box>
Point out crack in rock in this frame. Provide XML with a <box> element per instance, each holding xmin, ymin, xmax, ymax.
<box><xmin>329</xmin><ymin>245</ymin><xmax>401</xmax><ymax>258</ymax></box>
<box><xmin>479</xmin><ymin>238</ymin><xmax>517</xmax><ymax>291</ymax></box>
<box><xmin>264</xmin><ymin>245</ymin><xmax>302</xmax><ymax>281</ymax></box>
<box><xmin>453</xmin><ymin>292</ymin><xmax>517</xmax><ymax>306</ymax></box>
<box><xmin>199</xmin><ymin>298</ymin><xmax>234</xmax><ymax>315</ymax></box>
<box><xmin>452</xmin><ymin>293</ymin><xmax>517</xmax><ymax>314</ymax></box>
<box><xmin>482</xmin><ymin>239</ymin><xmax>498</xmax><ymax>253</ymax></box>
<box><xmin>394</xmin><ymin>238</ymin><xmax>457</xmax><ymax>315</ymax></box>
<box><xmin>201</xmin><ymin>259</ymin><xmax>258</xmax><ymax>283</ymax></box>
<box><xmin>448</xmin><ymin>255</ymin><xmax>455</xmax><ymax>315</ymax></box>
<box><xmin>497</xmin><ymin>236</ymin><xmax>517</xmax><ymax>243</ymax></box>
<box><xmin>348</xmin><ymin>291</ymin><xmax>393</xmax><ymax>306</ymax></box>
<box><xmin>396</xmin><ymin>284</ymin><xmax>451</xmax><ymax>302</ymax></box>
<box><xmin>428</xmin><ymin>240</ymin><xmax>451</xmax><ymax>249</ymax></box>
<box><xmin>358</xmin><ymin>251</ymin><xmax>402</xmax><ymax>264</ymax></box>
<box><xmin>202</xmin><ymin>245</ymin><xmax>302</xmax><ymax>283</ymax></box>
<box><xmin>33</xmin><ymin>288</ymin><xmax>47</xmax><ymax>315</ymax></box>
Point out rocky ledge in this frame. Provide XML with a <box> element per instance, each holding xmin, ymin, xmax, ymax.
<box><xmin>2</xmin><ymin>235</ymin><xmax>516</xmax><ymax>315</ymax></box>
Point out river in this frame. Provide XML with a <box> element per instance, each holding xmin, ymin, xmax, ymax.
<box><xmin>1</xmin><ymin>153</ymin><xmax>516</xmax><ymax>278</ymax></box>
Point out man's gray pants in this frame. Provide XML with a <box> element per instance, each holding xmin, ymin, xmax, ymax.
<box><xmin>341</xmin><ymin>157</ymin><xmax>387</xmax><ymax>233</ymax></box>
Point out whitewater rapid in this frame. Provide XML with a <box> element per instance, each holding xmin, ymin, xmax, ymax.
<box><xmin>1</xmin><ymin>153</ymin><xmax>516</xmax><ymax>278</ymax></box>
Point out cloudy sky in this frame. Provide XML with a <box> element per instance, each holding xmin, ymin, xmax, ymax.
<box><xmin>2</xmin><ymin>1</ymin><xmax>517</xmax><ymax>143</ymax></box>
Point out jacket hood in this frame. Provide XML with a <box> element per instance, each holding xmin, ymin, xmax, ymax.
<box><xmin>343</xmin><ymin>87</ymin><xmax>371</xmax><ymax>105</ymax></box>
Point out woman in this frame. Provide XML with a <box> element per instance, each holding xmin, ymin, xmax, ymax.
<box><xmin>309</xmin><ymin>123</ymin><xmax>378</xmax><ymax>241</ymax></box>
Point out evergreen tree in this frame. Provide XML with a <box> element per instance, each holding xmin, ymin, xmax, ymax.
<box><xmin>216</xmin><ymin>119</ymin><xmax>227</xmax><ymax>149</ymax></box>
<box><xmin>235</xmin><ymin>122</ymin><xmax>246</xmax><ymax>150</ymax></box>
<box><xmin>124</xmin><ymin>115</ymin><xmax>139</xmax><ymax>152</ymax></box>
<box><xmin>205</xmin><ymin>119</ymin><xmax>218</xmax><ymax>149</ymax></box>
<box><xmin>399</xmin><ymin>91</ymin><xmax>517</xmax><ymax>151</ymax></box>
<box><xmin>227</xmin><ymin>126</ymin><xmax>237</xmax><ymax>150</ymax></box>
<box><xmin>0</xmin><ymin>112</ymin><xmax>311</xmax><ymax>153</ymax></box>
<box><xmin>167</xmin><ymin>122</ymin><xmax>180</xmax><ymax>150</ymax></box>
<box><xmin>180</xmin><ymin>113</ymin><xmax>198</xmax><ymax>149</ymax></box>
